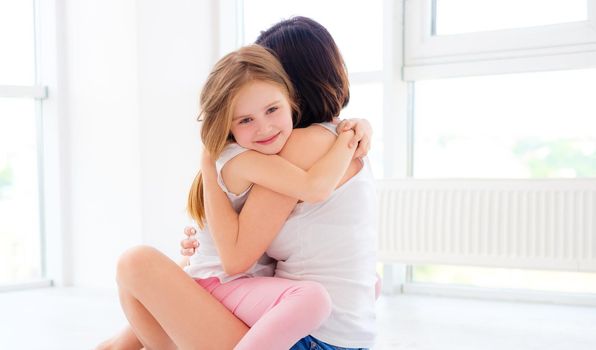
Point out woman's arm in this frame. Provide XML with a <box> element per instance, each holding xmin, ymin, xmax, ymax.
<box><xmin>225</xmin><ymin>128</ymin><xmax>356</xmax><ymax>203</ymax></box>
<box><xmin>203</xmin><ymin>127</ymin><xmax>345</xmax><ymax>275</ymax></box>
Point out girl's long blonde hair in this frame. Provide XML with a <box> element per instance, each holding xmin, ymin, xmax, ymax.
<box><xmin>188</xmin><ymin>45</ymin><xmax>299</xmax><ymax>228</ymax></box>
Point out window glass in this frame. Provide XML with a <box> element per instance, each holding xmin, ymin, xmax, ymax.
<box><xmin>0</xmin><ymin>0</ymin><xmax>35</xmax><ymax>85</ymax></box>
<box><xmin>0</xmin><ymin>98</ymin><xmax>42</xmax><ymax>284</ymax></box>
<box><xmin>435</xmin><ymin>0</ymin><xmax>588</xmax><ymax>35</ymax></box>
<box><xmin>243</xmin><ymin>0</ymin><xmax>383</xmax><ymax>72</ymax></box>
<box><xmin>413</xmin><ymin>69</ymin><xmax>596</xmax><ymax>178</ymax></box>
<box><xmin>341</xmin><ymin>82</ymin><xmax>384</xmax><ymax>177</ymax></box>
<box><xmin>413</xmin><ymin>264</ymin><xmax>596</xmax><ymax>294</ymax></box>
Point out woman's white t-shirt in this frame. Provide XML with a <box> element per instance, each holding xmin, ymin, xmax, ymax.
<box><xmin>268</xmin><ymin>123</ymin><xmax>378</xmax><ymax>348</ymax></box>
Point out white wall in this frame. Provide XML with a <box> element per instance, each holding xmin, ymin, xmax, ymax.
<box><xmin>136</xmin><ymin>0</ymin><xmax>217</xmax><ymax>254</ymax></box>
<box><xmin>58</xmin><ymin>0</ymin><xmax>217</xmax><ymax>288</ymax></box>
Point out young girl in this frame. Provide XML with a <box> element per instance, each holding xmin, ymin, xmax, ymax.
<box><xmin>109</xmin><ymin>45</ymin><xmax>359</xmax><ymax>350</ymax></box>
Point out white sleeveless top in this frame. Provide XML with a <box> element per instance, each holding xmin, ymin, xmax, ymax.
<box><xmin>184</xmin><ymin>143</ymin><xmax>276</xmax><ymax>283</ymax></box>
<box><xmin>267</xmin><ymin>122</ymin><xmax>378</xmax><ymax>348</ymax></box>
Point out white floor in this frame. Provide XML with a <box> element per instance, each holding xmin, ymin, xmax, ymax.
<box><xmin>1</xmin><ymin>287</ymin><xmax>595</xmax><ymax>350</ymax></box>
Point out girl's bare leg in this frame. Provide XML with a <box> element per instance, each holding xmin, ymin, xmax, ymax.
<box><xmin>118</xmin><ymin>287</ymin><xmax>177</xmax><ymax>349</ymax></box>
<box><xmin>116</xmin><ymin>245</ymin><xmax>249</xmax><ymax>349</ymax></box>
<box><xmin>95</xmin><ymin>326</ymin><xmax>143</xmax><ymax>350</ymax></box>
<box><xmin>95</xmin><ymin>257</ymin><xmax>192</xmax><ymax>350</ymax></box>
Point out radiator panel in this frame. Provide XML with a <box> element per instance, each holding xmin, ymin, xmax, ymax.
<box><xmin>376</xmin><ymin>179</ymin><xmax>596</xmax><ymax>272</ymax></box>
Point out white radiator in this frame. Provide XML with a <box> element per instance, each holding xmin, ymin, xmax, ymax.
<box><xmin>376</xmin><ymin>179</ymin><xmax>596</xmax><ymax>272</ymax></box>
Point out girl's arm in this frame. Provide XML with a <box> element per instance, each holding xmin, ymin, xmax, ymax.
<box><xmin>203</xmin><ymin>160</ymin><xmax>296</xmax><ymax>275</ymax></box>
<box><xmin>203</xmin><ymin>126</ymin><xmax>356</xmax><ymax>275</ymax></box>
<box><xmin>224</xmin><ymin>128</ymin><xmax>356</xmax><ymax>203</ymax></box>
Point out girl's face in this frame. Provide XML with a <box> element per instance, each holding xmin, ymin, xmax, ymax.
<box><xmin>230</xmin><ymin>80</ymin><xmax>294</xmax><ymax>155</ymax></box>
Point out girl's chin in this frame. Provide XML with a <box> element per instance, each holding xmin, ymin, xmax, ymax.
<box><xmin>258</xmin><ymin>146</ymin><xmax>282</xmax><ymax>155</ymax></box>
<box><xmin>265</xmin><ymin>143</ymin><xmax>286</xmax><ymax>154</ymax></box>
<box><xmin>255</xmin><ymin>138</ymin><xmax>287</xmax><ymax>154</ymax></box>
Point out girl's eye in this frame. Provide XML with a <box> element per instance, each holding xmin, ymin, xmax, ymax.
<box><xmin>239</xmin><ymin>117</ymin><xmax>252</xmax><ymax>125</ymax></box>
<box><xmin>266</xmin><ymin>106</ymin><xmax>278</xmax><ymax>114</ymax></box>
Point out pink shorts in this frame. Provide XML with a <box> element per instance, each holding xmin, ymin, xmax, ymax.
<box><xmin>194</xmin><ymin>276</ymin><xmax>327</xmax><ymax>327</ymax></box>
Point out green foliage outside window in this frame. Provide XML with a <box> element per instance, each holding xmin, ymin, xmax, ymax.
<box><xmin>0</xmin><ymin>163</ymin><xmax>13</xmax><ymax>198</ymax></box>
<box><xmin>514</xmin><ymin>138</ymin><xmax>596</xmax><ymax>178</ymax></box>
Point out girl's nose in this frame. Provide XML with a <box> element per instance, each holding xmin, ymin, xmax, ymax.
<box><xmin>256</xmin><ymin>120</ymin><xmax>273</xmax><ymax>134</ymax></box>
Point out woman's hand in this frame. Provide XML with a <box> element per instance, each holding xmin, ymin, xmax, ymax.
<box><xmin>336</xmin><ymin>118</ymin><xmax>372</xmax><ymax>159</ymax></box>
<box><xmin>180</xmin><ymin>226</ymin><xmax>199</xmax><ymax>256</ymax></box>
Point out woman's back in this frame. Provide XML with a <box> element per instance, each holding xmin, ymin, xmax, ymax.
<box><xmin>268</xmin><ymin>123</ymin><xmax>378</xmax><ymax>348</ymax></box>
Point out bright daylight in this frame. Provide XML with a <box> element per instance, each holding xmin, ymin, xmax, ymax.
<box><xmin>1</xmin><ymin>0</ymin><xmax>595</xmax><ymax>349</ymax></box>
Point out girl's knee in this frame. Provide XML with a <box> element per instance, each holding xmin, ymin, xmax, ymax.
<box><xmin>116</xmin><ymin>245</ymin><xmax>159</xmax><ymax>286</ymax></box>
<box><xmin>299</xmin><ymin>281</ymin><xmax>332</xmax><ymax>321</ymax></box>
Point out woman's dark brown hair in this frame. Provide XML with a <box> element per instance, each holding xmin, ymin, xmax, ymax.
<box><xmin>256</xmin><ymin>16</ymin><xmax>350</xmax><ymax>128</ymax></box>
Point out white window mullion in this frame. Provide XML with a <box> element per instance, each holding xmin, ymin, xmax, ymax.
<box><xmin>36</xmin><ymin>0</ymin><xmax>68</xmax><ymax>286</ymax></box>
<box><xmin>383</xmin><ymin>0</ymin><xmax>409</xmax><ymax>179</ymax></box>
<box><xmin>380</xmin><ymin>0</ymin><xmax>410</xmax><ymax>295</ymax></box>
<box><xmin>404</xmin><ymin>50</ymin><xmax>596</xmax><ymax>80</ymax></box>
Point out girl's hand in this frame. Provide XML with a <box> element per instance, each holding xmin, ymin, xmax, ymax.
<box><xmin>180</xmin><ymin>226</ymin><xmax>199</xmax><ymax>256</ymax></box>
<box><xmin>336</xmin><ymin>118</ymin><xmax>372</xmax><ymax>159</ymax></box>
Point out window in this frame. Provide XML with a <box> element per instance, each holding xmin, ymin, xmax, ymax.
<box><xmin>406</xmin><ymin>0</ymin><xmax>596</xmax><ymax>295</ymax></box>
<box><xmin>242</xmin><ymin>0</ymin><xmax>383</xmax><ymax>72</ymax></box>
<box><xmin>414</xmin><ymin>69</ymin><xmax>596</xmax><ymax>178</ymax></box>
<box><xmin>0</xmin><ymin>0</ymin><xmax>35</xmax><ymax>85</ymax></box>
<box><xmin>0</xmin><ymin>0</ymin><xmax>45</xmax><ymax>287</ymax></box>
<box><xmin>413</xmin><ymin>264</ymin><xmax>596</xmax><ymax>294</ymax></box>
<box><xmin>435</xmin><ymin>0</ymin><xmax>588</xmax><ymax>35</ymax></box>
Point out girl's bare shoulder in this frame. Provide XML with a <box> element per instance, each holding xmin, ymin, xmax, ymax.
<box><xmin>288</xmin><ymin>124</ymin><xmax>336</xmax><ymax>143</ymax></box>
<box><xmin>280</xmin><ymin>125</ymin><xmax>337</xmax><ymax>168</ymax></box>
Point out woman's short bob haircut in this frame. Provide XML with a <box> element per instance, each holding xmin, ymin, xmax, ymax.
<box><xmin>256</xmin><ymin>16</ymin><xmax>350</xmax><ymax>128</ymax></box>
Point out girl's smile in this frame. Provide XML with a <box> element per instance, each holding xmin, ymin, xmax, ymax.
<box><xmin>255</xmin><ymin>132</ymin><xmax>280</xmax><ymax>145</ymax></box>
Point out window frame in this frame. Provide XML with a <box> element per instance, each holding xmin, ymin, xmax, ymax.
<box><xmin>36</xmin><ymin>0</ymin><xmax>68</xmax><ymax>287</ymax></box>
<box><xmin>0</xmin><ymin>0</ymin><xmax>65</xmax><ymax>289</ymax></box>
<box><xmin>404</xmin><ymin>0</ymin><xmax>596</xmax><ymax>80</ymax></box>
